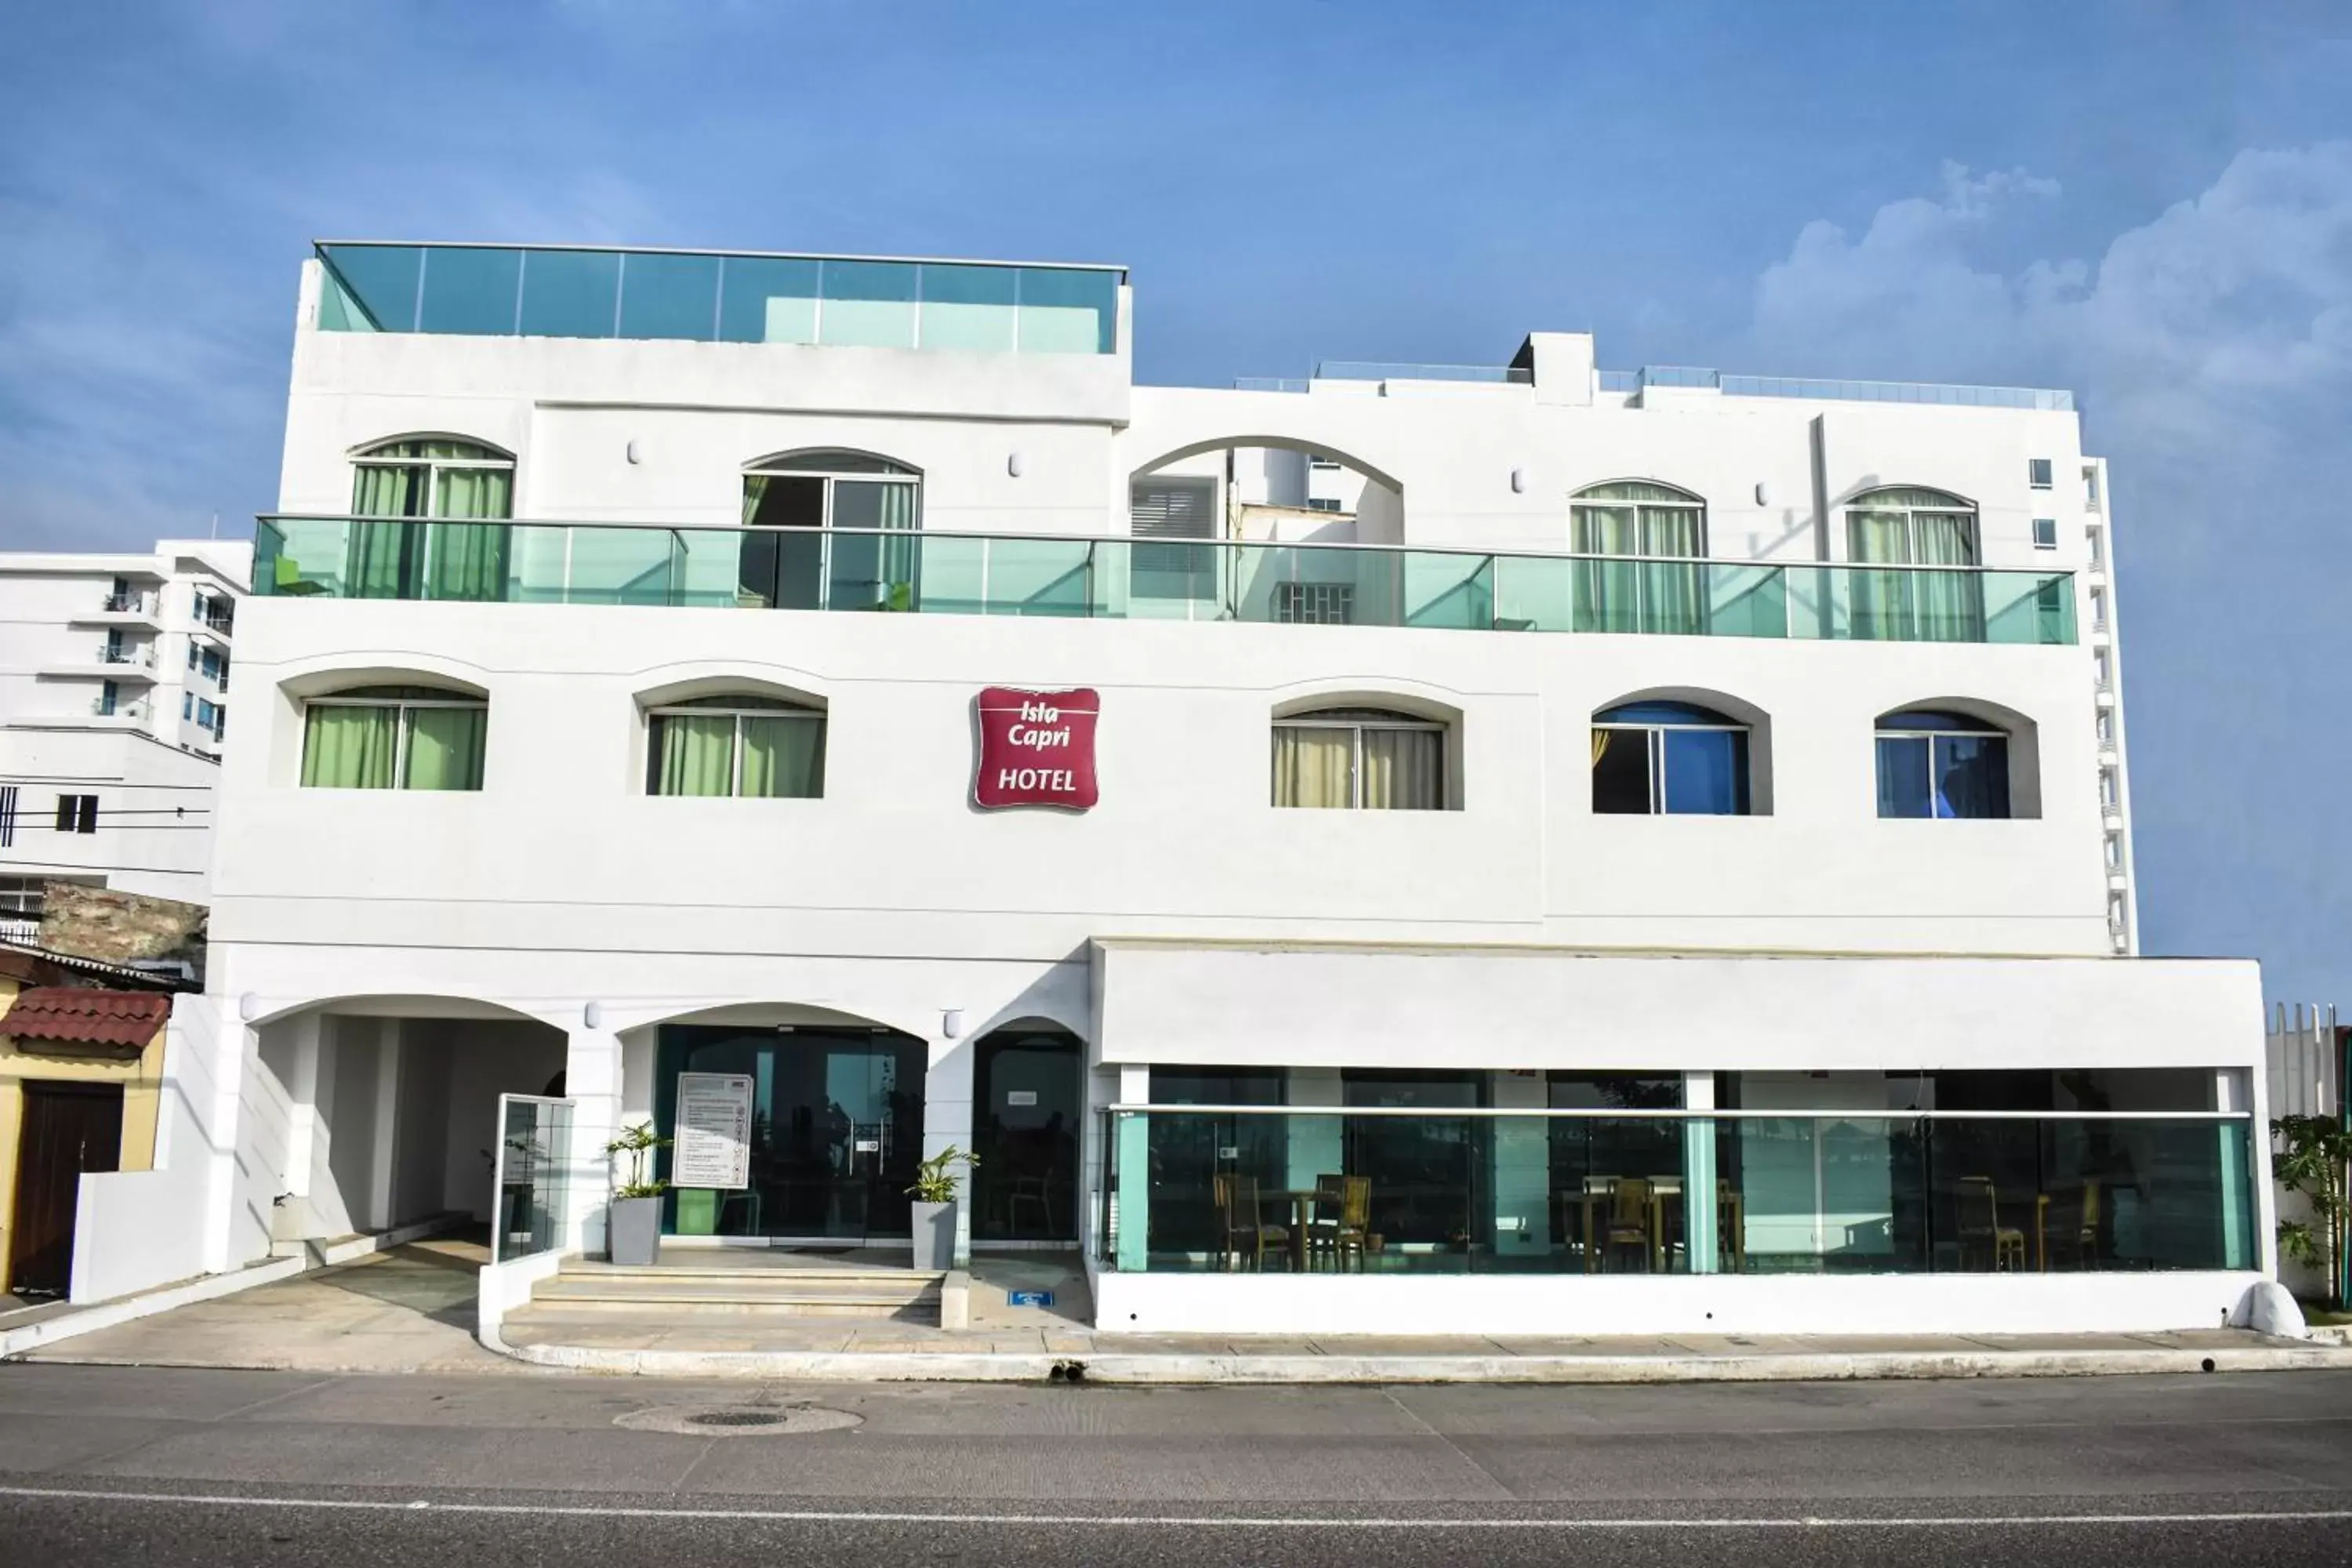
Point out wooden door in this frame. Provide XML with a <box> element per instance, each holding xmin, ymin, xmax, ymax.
<box><xmin>8</xmin><ymin>1082</ymin><xmax>122</xmax><ymax>1296</ymax></box>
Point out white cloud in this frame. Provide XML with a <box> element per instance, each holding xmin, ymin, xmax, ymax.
<box><xmin>1746</xmin><ymin>143</ymin><xmax>2352</xmax><ymax>476</ymax></box>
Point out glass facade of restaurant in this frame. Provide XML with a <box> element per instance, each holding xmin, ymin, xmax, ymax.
<box><xmin>1098</xmin><ymin>1069</ymin><xmax>2255</xmax><ymax>1277</ymax></box>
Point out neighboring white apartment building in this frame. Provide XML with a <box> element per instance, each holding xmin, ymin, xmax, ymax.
<box><xmin>113</xmin><ymin>241</ymin><xmax>2266</xmax><ymax>1337</ymax></box>
<box><xmin>0</xmin><ymin>539</ymin><xmax>248</xmax><ymax>921</ymax></box>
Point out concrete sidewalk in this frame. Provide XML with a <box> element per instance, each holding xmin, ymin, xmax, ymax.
<box><xmin>18</xmin><ymin>1242</ymin><xmax>2352</xmax><ymax>1385</ymax></box>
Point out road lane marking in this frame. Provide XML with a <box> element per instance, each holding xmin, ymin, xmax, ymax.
<box><xmin>0</xmin><ymin>1487</ymin><xmax>2348</xmax><ymax>1529</ymax></box>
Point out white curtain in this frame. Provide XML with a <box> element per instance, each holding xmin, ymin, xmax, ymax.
<box><xmin>1361</xmin><ymin>727</ymin><xmax>1443</xmax><ymax>809</ymax></box>
<box><xmin>1272</xmin><ymin>727</ymin><xmax>1355</xmax><ymax>808</ymax></box>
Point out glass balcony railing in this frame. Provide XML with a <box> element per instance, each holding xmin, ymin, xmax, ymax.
<box><xmin>314</xmin><ymin>243</ymin><xmax>1123</xmax><ymax>354</ymax></box>
<box><xmin>253</xmin><ymin>517</ymin><xmax>2078</xmax><ymax>646</ymax></box>
<box><xmin>1094</xmin><ymin>1108</ymin><xmax>2255</xmax><ymax>1276</ymax></box>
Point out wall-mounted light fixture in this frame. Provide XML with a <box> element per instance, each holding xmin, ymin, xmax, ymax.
<box><xmin>942</xmin><ymin>1008</ymin><xmax>966</xmax><ymax>1039</ymax></box>
<box><xmin>1510</xmin><ymin>468</ymin><xmax>1527</xmax><ymax>495</ymax></box>
<box><xmin>583</xmin><ymin>1000</ymin><xmax>604</xmax><ymax>1031</ymax></box>
<box><xmin>626</xmin><ymin>440</ymin><xmax>641</xmax><ymax>466</ymax></box>
<box><xmin>1755</xmin><ymin>481</ymin><xmax>1771</xmax><ymax>506</ymax></box>
<box><xmin>1007</xmin><ymin>452</ymin><xmax>1025</xmax><ymax>478</ymax></box>
<box><xmin>238</xmin><ymin>992</ymin><xmax>260</xmax><ymax>1022</ymax></box>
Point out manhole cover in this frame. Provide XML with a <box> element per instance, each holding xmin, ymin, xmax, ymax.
<box><xmin>616</xmin><ymin>1404</ymin><xmax>862</xmax><ymax>1436</ymax></box>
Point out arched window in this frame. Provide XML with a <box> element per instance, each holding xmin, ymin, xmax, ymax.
<box><xmin>1846</xmin><ymin>487</ymin><xmax>1981</xmax><ymax>641</ymax></box>
<box><xmin>1272</xmin><ymin>707</ymin><xmax>1444</xmax><ymax>811</ymax></box>
<box><xmin>347</xmin><ymin>437</ymin><xmax>514</xmax><ymax>601</ymax></box>
<box><xmin>1592</xmin><ymin>702</ymin><xmax>1750</xmax><ymax>815</ymax></box>
<box><xmin>741</xmin><ymin>450</ymin><xmax>922</xmax><ymax>611</ymax></box>
<box><xmin>299</xmin><ymin>684</ymin><xmax>486</xmax><ymax>792</ymax></box>
<box><xmin>1875</xmin><ymin>709</ymin><xmax>2009</xmax><ymax>819</ymax></box>
<box><xmin>1570</xmin><ymin>481</ymin><xmax>1707</xmax><ymax>635</ymax></box>
<box><xmin>645</xmin><ymin>694</ymin><xmax>826</xmax><ymax>799</ymax></box>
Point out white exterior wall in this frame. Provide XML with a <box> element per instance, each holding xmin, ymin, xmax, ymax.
<box><xmin>0</xmin><ymin>539</ymin><xmax>248</xmax><ymax>902</ymax></box>
<box><xmin>147</xmin><ymin>253</ymin><xmax>2270</xmax><ymax>1335</ymax></box>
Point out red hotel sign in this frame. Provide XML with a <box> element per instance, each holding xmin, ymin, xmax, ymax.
<box><xmin>974</xmin><ymin>688</ymin><xmax>1099</xmax><ymax>811</ymax></box>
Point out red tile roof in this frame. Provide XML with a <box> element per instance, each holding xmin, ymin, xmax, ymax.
<box><xmin>2</xmin><ymin>986</ymin><xmax>169</xmax><ymax>1047</ymax></box>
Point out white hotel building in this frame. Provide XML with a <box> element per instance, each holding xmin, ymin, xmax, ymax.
<box><xmin>128</xmin><ymin>241</ymin><xmax>2270</xmax><ymax>1337</ymax></box>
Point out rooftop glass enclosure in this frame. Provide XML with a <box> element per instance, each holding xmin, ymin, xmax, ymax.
<box><xmin>314</xmin><ymin>243</ymin><xmax>1123</xmax><ymax>354</ymax></box>
<box><xmin>254</xmin><ymin>517</ymin><xmax>2077</xmax><ymax>646</ymax></box>
<box><xmin>1095</xmin><ymin>1107</ymin><xmax>2254</xmax><ymax>1276</ymax></box>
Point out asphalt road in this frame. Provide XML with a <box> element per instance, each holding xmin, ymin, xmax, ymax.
<box><xmin>2</xmin><ymin>1363</ymin><xmax>2349</xmax><ymax>1566</ymax></box>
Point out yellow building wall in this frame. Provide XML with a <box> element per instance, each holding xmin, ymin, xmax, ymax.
<box><xmin>0</xmin><ymin>976</ymin><xmax>167</xmax><ymax>1295</ymax></box>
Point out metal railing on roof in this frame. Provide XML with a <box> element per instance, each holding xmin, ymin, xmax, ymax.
<box><xmin>1316</xmin><ymin>361</ymin><xmax>1534</xmax><ymax>385</ymax></box>
<box><xmin>1599</xmin><ymin>365</ymin><xmax>2075</xmax><ymax>411</ymax></box>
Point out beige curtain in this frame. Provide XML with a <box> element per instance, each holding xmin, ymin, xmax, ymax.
<box><xmin>1272</xmin><ymin>726</ymin><xmax>1355</xmax><ymax>808</ymax></box>
<box><xmin>1361</xmin><ymin>727</ymin><xmax>1443</xmax><ymax>809</ymax></box>
<box><xmin>1591</xmin><ymin>728</ymin><xmax>1613</xmax><ymax>768</ymax></box>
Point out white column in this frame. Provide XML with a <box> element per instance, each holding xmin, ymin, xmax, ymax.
<box><xmin>564</xmin><ymin>1022</ymin><xmax>623</xmax><ymax>1256</ymax></box>
<box><xmin>365</xmin><ymin>1020</ymin><xmax>401</xmax><ymax>1233</ymax></box>
<box><xmin>166</xmin><ymin>993</ymin><xmax>254</xmax><ymax>1274</ymax></box>
<box><xmin>278</xmin><ymin>1013</ymin><xmax>324</xmax><ymax>1203</ymax></box>
<box><xmin>925</xmin><ymin>1032</ymin><xmax>975</xmax><ymax>1265</ymax></box>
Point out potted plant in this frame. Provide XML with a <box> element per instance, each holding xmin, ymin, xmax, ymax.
<box><xmin>603</xmin><ymin>1120</ymin><xmax>671</xmax><ymax>1267</ymax></box>
<box><xmin>906</xmin><ymin>1145</ymin><xmax>977</xmax><ymax>1271</ymax></box>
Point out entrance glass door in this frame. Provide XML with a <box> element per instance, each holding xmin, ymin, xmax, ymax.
<box><xmin>657</xmin><ymin>1025</ymin><xmax>924</xmax><ymax>1242</ymax></box>
<box><xmin>969</xmin><ymin>1025</ymin><xmax>1081</xmax><ymax>1243</ymax></box>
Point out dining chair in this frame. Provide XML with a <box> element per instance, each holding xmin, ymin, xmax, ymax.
<box><xmin>2049</xmin><ymin>1178</ymin><xmax>2103</xmax><ymax>1269</ymax></box>
<box><xmin>1223</xmin><ymin>1173</ymin><xmax>1289</xmax><ymax>1272</ymax></box>
<box><xmin>1308</xmin><ymin>1176</ymin><xmax>1373</xmax><ymax>1272</ymax></box>
<box><xmin>1958</xmin><ymin>1176</ymin><xmax>2027</xmax><ymax>1271</ymax></box>
<box><xmin>1606</xmin><ymin>1176</ymin><xmax>1653</xmax><ymax>1272</ymax></box>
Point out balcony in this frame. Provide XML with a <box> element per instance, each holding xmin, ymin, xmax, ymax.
<box><xmin>314</xmin><ymin>243</ymin><xmax>1124</xmax><ymax>355</ymax></box>
<box><xmin>254</xmin><ymin>516</ymin><xmax>2077</xmax><ymax>646</ymax></box>
<box><xmin>42</xmin><ymin>643</ymin><xmax>159</xmax><ymax>681</ymax></box>
<box><xmin>68</xmin><ymin>592</ymin><xmax>162</xmax><ymax>629</ymax></box>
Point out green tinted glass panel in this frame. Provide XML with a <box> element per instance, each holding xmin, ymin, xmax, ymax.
<box><xmin>518</xmin><ymin>249</ymin><xmax>619</xmax><ymax>338</ymax></box>
<box><xmin>717</xmin><ymin>256</ymin><xmax>819</xmax><ymax>343</ymax></box>
<box><xmin>1018</xmin><ymin>267</ymin><xmax>1117</xmax><ymax>353</ymax></box>
<box><xmin>619</xmin><ymin>252</ymin><xmax>720</xmax><ymax>340</ymax></box>
<box><xmin>919</xmin><ymin>263</ymin><xmax>1018</xmax><ymax>352</ymax></box>
<box><xmin>418</xmin><ymin>248</ymin><xmax>521</xmax><ymax>335</ymax></box>
<box><xmin>819</xmin><ymin>260</ymin><xmax>917</xmax><ymax>347</ymax></box>
<box><xmin>318</xmin><ymin>245</ymin><xmax>421</xmax><ymax>332</ymax></box>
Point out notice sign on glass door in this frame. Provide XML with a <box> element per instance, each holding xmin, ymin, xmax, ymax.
<box><xmin>673</xmin><ymin>1072</ymin><xmax>754</xmax><ymax>1189</ymax></box>
<box><xmin>974</xmin><ymin>687</ymin><xmax>1099</xmax><ymax>810</ymax></box>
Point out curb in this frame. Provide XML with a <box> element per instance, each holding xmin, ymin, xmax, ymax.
<box><xmin>0</xmin><ymin>1255</ymin><xmax>307</xmax><ymax>1360</ymax></box>
<box><xmin>483</xmin><ymin>1335</ymin><xmax>2352</xmax><ymax>1385</ymax></box>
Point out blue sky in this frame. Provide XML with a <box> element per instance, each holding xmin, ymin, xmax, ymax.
<box><xmin>2</xmin><ymin>1</ymin><xmax>2347</xmax><ymax>1000</ymax></box>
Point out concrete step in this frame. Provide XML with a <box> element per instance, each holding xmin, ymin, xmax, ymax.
<box><xmin>562</xmin><ymin>1262</ymin><xmax>942</xmax><ymax>1287</ymax></box>
<box><xmin>531</xmin><ymin>1268</ymin><xmax>942</xmax><ymax>1320</ymax></box>
<box><xmin>520</xmin><ymin>1294</ymin><xmax>939</xmax><ymax>1320</ymax></box>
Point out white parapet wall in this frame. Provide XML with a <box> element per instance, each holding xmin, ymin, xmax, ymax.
<box><xmin>1092</xmin><ymin>1269</ymin><xmax>2266</xmax><ymax>1339</ymax></box>
<box><xmin>69</xmin><ymin>1166</ymin><xmax>212</xmax><ymax>1305</ymax></box>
